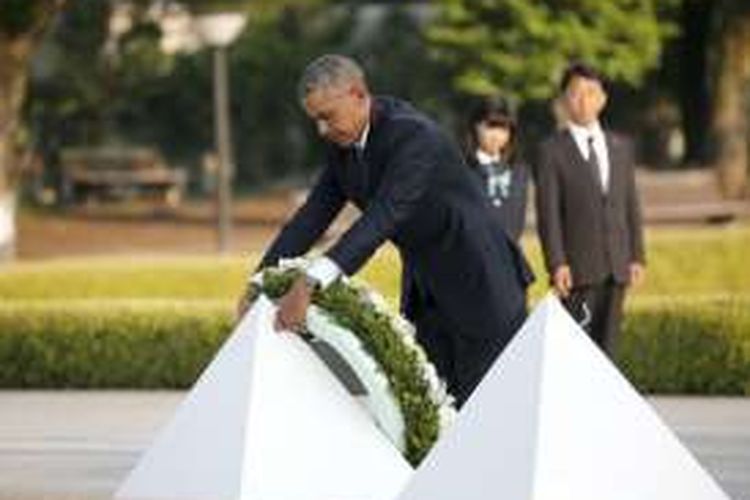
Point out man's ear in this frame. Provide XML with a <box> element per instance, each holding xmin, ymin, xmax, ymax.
<box><xmin>351</xmin><ymin>81</ymin><xmax>367</xmax><ymax>100</ymax></box>
<box><xmin>598</xmin><ymin>88</ymin><xmax>608</xmax><ymax>112</ymax></box>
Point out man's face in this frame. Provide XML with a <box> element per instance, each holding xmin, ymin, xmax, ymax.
<box><xmin>563</xmin><ymin>75</ymin><xmax>607</xmax><ymax>127</ymax></box>
<box><xmin>303</xmin><ymin>83</ymin><xmax>368</xmax><ymax>146</ymax></box>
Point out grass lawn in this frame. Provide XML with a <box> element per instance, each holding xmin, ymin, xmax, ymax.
<box><xmin>1</xmin><ymin>224</ymin><xmax>747</xmax><ymax>309</ymax></box>
<box><xmin>0</xmin><ymin>224</ymin><xmax>747</xmax><ymax>393</ymax></box>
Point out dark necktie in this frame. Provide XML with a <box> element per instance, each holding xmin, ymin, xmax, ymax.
<box><xmin>587</xmin><ymin>136</ymin><xmax>605</xmax><ymax>193</ymax></box>
<box><xmin>349</xmin><ymin>144</ymin><xmax>368</xmax><ymax>198</ymax></box>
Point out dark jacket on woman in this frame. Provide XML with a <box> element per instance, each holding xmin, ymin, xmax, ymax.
<box><xmin>468</xmin><ymin>155</ymin><xmax>528</xmax><ymax>242</ymax></box>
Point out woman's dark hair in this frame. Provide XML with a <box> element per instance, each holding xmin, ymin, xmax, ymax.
<box><xmin>466</xmin><ymin>95</ymin><xmax>518</xmax><ymax>162</ymax></box>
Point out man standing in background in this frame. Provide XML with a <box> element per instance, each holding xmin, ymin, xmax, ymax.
<box><xmin>534</xmin><ymin>62</ymin><xmax>646</xmax><ymax>355</ymax></box>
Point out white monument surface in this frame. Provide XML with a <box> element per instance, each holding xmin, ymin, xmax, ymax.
<box><xmin>117</xmin><ymin>296</ymin><xmax>412</xmax><ymax>500</ymax></box>
<box><xmin>396</xmin><ymin>295</ymin><xmax>731</xmax><ymax>500</ymax></box>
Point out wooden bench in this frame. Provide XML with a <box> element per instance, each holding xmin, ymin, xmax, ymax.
<box><xmin>60</xmin><ymin>147</ymin><xmax>187</xmax><ymax>206</ymax></box>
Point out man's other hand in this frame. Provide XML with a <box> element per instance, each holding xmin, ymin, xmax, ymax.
<box><xmin>553</xmin><ymin>265</ymin><xmax>573</xmax><ymax>298</ymax></box>
<box><xmin>274</xmin><ymin>275</ymin><xmax>314</xmax><ymax>333</ymax></box>
<box><xmin>628</xmin><ymin>262</ymin><xmax>645</xmax><ymax>288</ymax></box>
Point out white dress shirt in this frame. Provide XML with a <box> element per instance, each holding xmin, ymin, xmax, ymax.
<box><xmin>567</xmin><ymin>121</ymin><xmax>610</xmax><ymax>193</ymax></box>
<box><xmin>475</xmin><ymin>149</ymin><xmax>501</xmax><ymax>165</ymax></box>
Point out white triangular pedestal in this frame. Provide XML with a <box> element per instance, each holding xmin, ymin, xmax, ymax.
<box><xmin>116</xmin><ymin>296</ymin><xmax>411</xmax><ymax>500</ymax></box>
<box><xmin>396</xmin><ymin>294</ymin><xmax>730</xmax><ymax>500</ymax></box>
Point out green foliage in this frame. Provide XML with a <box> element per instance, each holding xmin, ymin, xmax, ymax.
<box><xmin>428</xmin><ymin>0</ymin><xmax>678</xmax><ymax>101</ymax></box>
<box><xmin>0</xmin><ymin>300</ymin><xmax>232</xmax><ymax>388</ymax></box>
<box><xmin>349</xmin><ymin>6</ymin><xmax>458</xmax><ymax>124</ymax></box>
<box><xmin>28</xmin><ymin>1</ymin><xmax>351</xmax><ymax>189</ymax></box>
<box><xmin>179</xmin><ymin>0</ymin><xmax>255</xmax><ymax>14</ymax></box>
<box><xmin>28</xmin><ymin>0</ymin><xmax>116</xmax><ymax>146</ymax></box>
<box><xmin>178</xmin><ymin>0</ymin><xmax>325</xmax><ymax>15</ymax></box>
<box><xmin>257</xmin><ymin>268</ymin><xmax>441</xmax><ymax>465</ymax></box>
<box><xmin>0</xmin><ymin>296</ymin><xmax>748</xmax><ymax>395</ymax></box>
<box><xmin>0</xmin><ymin>0</ymin><xmax>57</xmax><ymax>38</ymax></box>
<box><xmin>618</xmin><ymin>299</ymin><xmax>750</xmax><ymax>395</ymax></box>
<box><xmin>227</xmin><ymin>5</ymin><xmax>353</xmax><ymax>183</ymax></box>
<box><xmin>0</xmin><ymin>225</ymin><xmax>749</xmax><ymax>404</ymax></box>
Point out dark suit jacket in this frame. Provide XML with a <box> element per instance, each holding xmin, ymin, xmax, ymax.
<box><xmin>534</xmin><ymin>129</ymin><xmax>645</xmax><ymax>287</ymax></box>
<box><xmin>260</xmin><ymin>96</ymin><xmax>533</xmax><ymax>354</ymax></box>
<box><xmin>467</xmin><ymin>157</ymin><xmax>528</xmax><ymax>242</ymax></box>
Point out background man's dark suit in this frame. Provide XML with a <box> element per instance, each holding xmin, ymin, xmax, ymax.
<box><xmin>535</xmin><ymin>129</ymin><xmax>645</xmax><ymax>352</ymax></box>
<box><xmin>260</xmin><ymin>96</ymin><xmax>533</xmax><ymax>405</ymax></box>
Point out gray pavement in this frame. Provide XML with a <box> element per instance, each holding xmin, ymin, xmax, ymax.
<box><xmin>0</xmin><ymin>392</ymin><xmax>747</xmax><ymax>499</ymax></box>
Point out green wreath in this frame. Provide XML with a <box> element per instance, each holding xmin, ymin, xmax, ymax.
<box><xmin>247</xmin><ymin>261</ymin><xmax>455</xmax><ymax>466</ymax></box>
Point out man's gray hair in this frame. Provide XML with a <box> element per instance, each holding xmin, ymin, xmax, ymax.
<box><xmin>297</xmin><ymin>54</ymin><xmax>367</xmax><ymax>102</ymax></box>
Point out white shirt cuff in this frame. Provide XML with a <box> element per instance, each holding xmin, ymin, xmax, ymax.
<box><xmin>306</xmin><ymin>256</ymin><xmax>342</xmax><ymax>289</ymax></box>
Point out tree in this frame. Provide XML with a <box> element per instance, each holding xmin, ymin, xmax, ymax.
<box><xmin>27</xmin><ymin>0</ymin><xmax>342</xmax><ymax>192</ymax></box>
<box><xmin>657</xmin><ymin>0</ymin><xmax>750</xmax><ymax>196</ymax></box>
<box><xmin>708</xmin><ymin>0</ymin><xmax>750</xmax><ymax>198</ymax></box>
<box><xmin>427</xmin><ymin>0</ymin><xmax>676</xmax><ymax>103</ymax></box>
<box><xmin>122</xmin><ymin>0</ymin><xmax>348</xmax><ymax>185</ymax></box>
<box><xmin>351</xmin><ymin>5</ymin><xmax>458</xmax><ymax>129</ymax></box>
<box><xmin>0</xmin><ymin>0</ymin><xmax>64</xmax><ymax>258</ymax></box>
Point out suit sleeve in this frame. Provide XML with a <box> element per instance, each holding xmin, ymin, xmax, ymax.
<box><xmin>326</xmin><ymin>123</ymin><xmax>436</xmax><ymax>275</ymax></box>
<box><xmin>534</xmin><ymin>143</ymin><xmax>567</xmax><ymax>274</ymax></box>
<box><xmin>258</xmin><ymin>164</ymin><xmax>346</xmax><ymax>270</ymax></box>
<box><xmin>624</xmin><ymin>139</ymin><xmax>646</xmax><ymax>265</ymax></box>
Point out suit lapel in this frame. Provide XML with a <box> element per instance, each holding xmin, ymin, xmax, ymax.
<box><xmin>334</xmin><ymin>98</ymin><xmax>387</xmax><ymax>208</ymax></box>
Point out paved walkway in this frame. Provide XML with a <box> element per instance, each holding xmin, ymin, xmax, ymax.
<box><xmin>0</xmin><ymin>392</ymin><xmax>747</xmax><ymax>499</ymax></box>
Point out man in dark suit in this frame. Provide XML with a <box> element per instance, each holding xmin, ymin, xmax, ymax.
<box><xmin>534</xmin><ymin>62</ymin><xmax>646</xmax><ymax>355</ymax></box>
<box><xmin>242</xmin><ymin>54</ymin><xmax>533</xmax><ymax>406</ymax></box>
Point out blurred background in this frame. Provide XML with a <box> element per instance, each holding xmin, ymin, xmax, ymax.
<box><xmin>0</xmin><ymin>2</ymin><xmax>749</xmax><ymax>498</ymax></box>
<box><xmin>0</xmin><ymin>0</ymin><xmax>748</xmax><ymax>395</ymax></box>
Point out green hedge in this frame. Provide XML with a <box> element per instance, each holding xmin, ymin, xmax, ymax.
<box><xmin>618</xmin><ymin>299</ymin><xmax>750</xmax><ymax>395</ymax></box>
<box><xmin>0</xmin><ymin>301</ymin><xmax>232</xmax><ymax>388</ymax></box>
<box><xmin>0</xmin><ymin>299</ymin><xmax>748</xmax><ymax>395</ymax></box>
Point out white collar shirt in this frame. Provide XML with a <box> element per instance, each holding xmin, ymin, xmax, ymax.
<box><xmin>567</xmin><ymin>120</ymin><xmax>610</xmax><ymax>193</ymax></box>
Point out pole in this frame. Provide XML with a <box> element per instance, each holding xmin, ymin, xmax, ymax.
<box><xmin>213</xmin><ymin>46</ymin><xmax>233</xmax><ymax>254</ymax></box>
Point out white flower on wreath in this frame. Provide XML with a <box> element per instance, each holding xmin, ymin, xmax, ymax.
<box><xmin>254</xmin><ymin>257</ymin><xmax>457</xmax><ymax>444</ymax></box>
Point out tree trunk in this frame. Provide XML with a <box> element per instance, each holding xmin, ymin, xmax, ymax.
<box><xmin>678</xmin><ymin>0</ymin><xmax>713</xmax><ymax>165</ymax></box>
<box><xmin>712</xmin><ymin>8</ymin><xmax>750</xmax><ymax>198</ymax></box>
<box><xmin>0</xmin><ymin>1</ymin><xmax>63</xmax><ymax>259</ymax></box>
<box><xmin>0</xmin><ymin>37</ymin><xmax>34</xmax><ymax>258</ymax></box>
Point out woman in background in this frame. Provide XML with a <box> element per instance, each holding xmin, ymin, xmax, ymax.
<box><xmin>466</xmin><ymin>96</ymin><xmax>528</xmax><ymax>242</ymax></box>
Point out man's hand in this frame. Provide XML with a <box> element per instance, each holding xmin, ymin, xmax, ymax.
<box><xmin>628</xmin><ymin>262</ymin><xmax>645</xmax><ymax>288</ymax></box>
<box><xmin>553</xmin><ymin>265</ymin><xmax>573</xmax><ymax>298</ymax></box>
<box><xmin>274</xmin><ymin>275</ymin><xmax>314</xmax><ymax>333</ymax></box>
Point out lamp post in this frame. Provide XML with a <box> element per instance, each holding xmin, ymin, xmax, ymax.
<box><xmin>193</xmin><ymin>12</ymin><xmax>247</xmax><ymax>254</ymax></box>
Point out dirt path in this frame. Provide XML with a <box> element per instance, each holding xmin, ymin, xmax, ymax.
<box><xmin>14</xmin><ymin>169</ymin><xmax>750</xmax><ymax>260</ymax></box>
<box><xmin>16</xmin><ymin>194</ymin><xmax>296</xmax><ymax>259</ymax></box>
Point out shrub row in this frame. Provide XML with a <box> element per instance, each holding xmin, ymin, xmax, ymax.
<box><xmin>0</xmin><ymin>301</ymin><xmax>232</xmax><ymax>388</ymax></box>
<box><xmin>617</xmin><ymin>298</ymin><xmax>750</xmax><ymax>395</ymax></box>
<box><xmin>0</xmin><ymin>298</ymin><xmax>747</xmax><ymax>394</ymax></box>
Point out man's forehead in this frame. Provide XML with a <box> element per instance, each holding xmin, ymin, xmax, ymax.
<box><xmin>567</xmin><ymin>75</ymin><xmax>604</xmax><ymax>92</ymax></box>
<box><xmin>305</xmin><ymin>85</ymin><xmax>345</xmax><ymax>110</ymax></box>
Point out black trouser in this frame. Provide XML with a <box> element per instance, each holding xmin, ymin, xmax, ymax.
<box><xmin>414</xmin><ymin>306</ymin><xmax>524</xmax><ymax>408</ymax></box>
<box><xmin>563</xmin><ymin>276</ymin><xmax>626</xmax><ymax>355</ymax></box>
